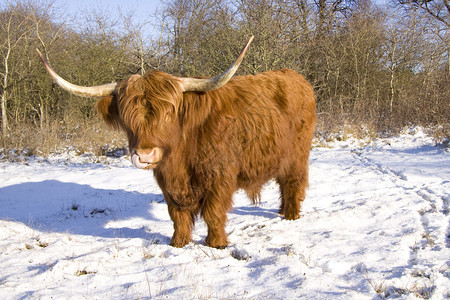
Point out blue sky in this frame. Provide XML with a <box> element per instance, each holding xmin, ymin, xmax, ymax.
<box><xmin>52</xmin><ymin>0</ymin><xmax>162</xmax><ymax>23</ymax></box>
<box><xmin>50</xmin><ymin>0</ymin><xmax>164</xmax><ymax>37</ymax></box>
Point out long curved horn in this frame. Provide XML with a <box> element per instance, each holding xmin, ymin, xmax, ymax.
<box><xmin>180</xmin><ymin>36</ymin><xmax>254</xmax><ymax>92</ymax></box>
<box><xmin>36</xmin><ymin>49</ymin><xmax>117</xmax><ymax>98</ymax></box>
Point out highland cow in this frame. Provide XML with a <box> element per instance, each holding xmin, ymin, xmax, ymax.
<box><xmin>37</xmin><ymin>36</ymin><xmax>316</xmax><ymax>248</ymax></box>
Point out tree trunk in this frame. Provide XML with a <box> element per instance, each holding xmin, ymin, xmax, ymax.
<box><xmin>1</xmin><ymin>47</ymin><xmax>10</xmax><ymax>140</ymax></box>
<box><xmin>1</xmin><ymin>89</ymin><xmax>7</xmax><ymax>139</ymax></box>
<box><xmin>389</xmin><ymin>68</ymin><xmax>395</xmax><ymax>114</ymax></box>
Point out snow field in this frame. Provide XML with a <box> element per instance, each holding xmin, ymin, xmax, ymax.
<box><xmin>0</xmin><ymin>128</ymin><xmax>448</xmax><ymax>299</ymax></box>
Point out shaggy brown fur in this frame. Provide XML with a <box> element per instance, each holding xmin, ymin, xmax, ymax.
<box><xmin>96</xmin><ymin>68</ymin><xmax>316</xmax><ymax>248</ymax></box>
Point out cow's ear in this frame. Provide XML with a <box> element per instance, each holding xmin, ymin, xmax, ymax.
<box><xmin>96</xmin><ymin>95</ymin><xmax>120</xmax><ymax>128</ymax></box>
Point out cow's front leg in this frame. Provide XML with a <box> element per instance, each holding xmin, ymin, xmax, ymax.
<box><xmin>204</xmin><ymin>217</ymin><xmax>228</xmax><ymax>249</ymax></box>
<box><xmin>167</xmin><ymin>203</ymin><xmax>196</xmax><ymax>248</ymax></box>
<box><xmin>202</xmin><ymin>188</ymin><xmax>233</xmax><ymax>249</ymax></box>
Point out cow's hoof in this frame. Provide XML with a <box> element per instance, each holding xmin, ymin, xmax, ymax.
<box><xmin>284</xmin><ymin>213</ymin><xmax>300</xmax><ymax>220</ymax></box>
<box><xmin>205</xmin><ymin>235</ymin><xmax>228</xmax><ymax>249</ymax></box>
<box><xmin>170</xmin><ymin>236</ymin><xmax>190</xmax><ymax>248</ymax></box>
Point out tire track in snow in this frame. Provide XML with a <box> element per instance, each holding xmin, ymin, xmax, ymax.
<box><xmin>353</xmin><ymin>148</ymin><xmax>448</xmax><ymax>216</ymax></box>
<box><xmin>351</xmin><ymin>147</ymin><xmax>450</xmax><ymax>288</ymax></box>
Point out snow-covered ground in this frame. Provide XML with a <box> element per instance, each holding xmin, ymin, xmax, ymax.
<box><xmin>0</xmin><ymin>128</ymin><xmax>448</xmax><ymax>299</ymax></box>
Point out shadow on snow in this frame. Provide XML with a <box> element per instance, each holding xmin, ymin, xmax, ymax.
<box><xmin>0</xmin><ymin>180</ymin><xmax>170</xmax><ymax>243</ymax></box>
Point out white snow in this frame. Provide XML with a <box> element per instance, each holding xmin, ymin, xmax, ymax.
<box><xmin>0</xmin><ymin>128</ymin><xmax>449</xmax><ymax>299</ymax></box>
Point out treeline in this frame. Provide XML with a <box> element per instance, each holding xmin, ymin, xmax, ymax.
<box><xmin>0</xmin><ymin>0</ymin><xmax>448</xmax><ymax>154</ymax></box>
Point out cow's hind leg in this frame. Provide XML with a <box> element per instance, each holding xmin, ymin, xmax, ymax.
<box><xmin>277</xmin><ymin>163</ymin><xmax>309</xmax><ymax>220</ymax></box>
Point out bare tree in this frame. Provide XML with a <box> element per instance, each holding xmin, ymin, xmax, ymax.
<box><xmin>0</xmin><ymin>1</ymin><xmax>33</xmax><ymax>140</ymax></box>
<box><xmin>121</xmin><ymin>9</ymin><xmax>169</xmax><ymax>75</ymax></box>
<box><xmin>30</xmin><ymin>2</ymin><xmax>67</xmax><ymax>131</ymax></box>
<box><xmin>122</xmin><ymin>14</ymin><xmax>150</xmax><ymax>75</ymax></box>
<box><xmin>398</xmin><ymin>0</ymin><xmax>449</xmax><ymax>27</ymax></box>
<box><xmin>161</xmin><ymin>0</ymin><xmax>226</xmax><ymax>76</ymax></box>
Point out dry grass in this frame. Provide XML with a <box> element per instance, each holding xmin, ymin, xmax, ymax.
<box><xmin>1</xmin><ymin>118</ymin><xmax>128</xmax><ymax>160</ymax></box>
<box><xmin>1</xmin><ymin>107</ymin><xmax>448</xmax><ymax>160</ymax></box>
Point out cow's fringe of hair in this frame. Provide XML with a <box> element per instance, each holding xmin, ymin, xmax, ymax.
<box><xmin>96</xmin><ymin>71</ymin><xmax>183</xmax><ymax>136</ymax></box>
<box><xmin>126</xmin><ymin>72</ymin><xmax>182</xmax><ymax>135</ymax></box>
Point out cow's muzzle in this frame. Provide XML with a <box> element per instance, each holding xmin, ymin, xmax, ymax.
<box><xmin>131</xmin><ymin>148</ymin><xmax>163</xmax><ymax>169</ymax></box>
